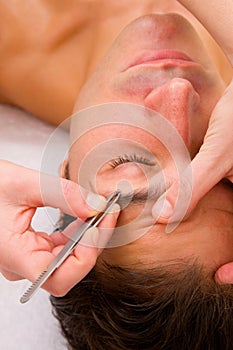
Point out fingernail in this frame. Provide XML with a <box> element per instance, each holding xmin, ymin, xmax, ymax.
<box><xmin>108</xmin><ymin>203</ymin><xmax>121</xmax><ymax>215</ymax></box>
<box><xmin>215</xmin><ymin>268</ymin><xmax>232</xmax><ymax>285</ymax></box>
<box><xmin>86</xmin><ymin>193</ymin><xmax>107</xmax><ymax>212</ymax></box>
<box><xmin>152</xmin><ymin>196</ymin><xmax>173</xmax><ymax>219</ymax></box>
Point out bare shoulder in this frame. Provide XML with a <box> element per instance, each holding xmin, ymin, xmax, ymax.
<box><xmin>0</xmin><ymin>1</ymin><xmax>90</xmax><ymax>123</ymax></box>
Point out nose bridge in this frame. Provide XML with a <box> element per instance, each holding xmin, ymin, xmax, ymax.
<box><xmin>144</xmin><ymin>78</ymin><xmax>200</xmax><ymax>147</ymax></box>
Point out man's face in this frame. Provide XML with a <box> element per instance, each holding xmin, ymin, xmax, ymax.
<box><xmin>75</xmin><ymin>13</ymin><xmax>226</xmax><ymax>158</ymax></box>
<box><xmin>68</xmin><ymin>14</ymin><xmax>233</xmax><ymax>274</ymax></box>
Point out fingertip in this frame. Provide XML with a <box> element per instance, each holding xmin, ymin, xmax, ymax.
<box><xmin>152</xmin><ymin>195</ymin><xmax>174</xmax><ymax>222</ymax></box>
<box><xmin>215</xmin><ymin>264</ymin><xmax>233</xmax><ymax>285</ymax></box>
<box><xmin>85</xmin><ymin>192</ymin><xmax>107</xmax><ymax>212</ymax></box>
<box><xmin>214</xmin><ymin>271</ymin><xmax>227</xmax><ymax>285</ymax></box>
<box><xmin>61</xmin><ymin>180</ymin><xmax>107</xmax><ymax>217</ymax></box>
<box><xmin>81</xmin><ymin>226</ymin><xmax>100</xmax><ymax>248</ymax></box>
<box><xmin>99</xmin><ymin>203</ymin><xmax>121</xmax><ymax>228</ymax></box>
<box><xmin>108</xmin><ymin>203</ymin><xmax>121</xmax><ymax>215</ymax></box>
<box><xmin>80</xmin><ymin>204</ymin><xmax>120</xmax><ymax>249</ymax></box>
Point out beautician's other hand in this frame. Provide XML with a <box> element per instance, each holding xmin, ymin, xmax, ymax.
<box><xmin>173</xmin><ymin>0</ymin><xmax>233</xmax><ymax>285</ymax></box>
<box><xmin>152</xmin><ymin>78</ymin><xmax>233</xmax><ymax>222</ymax></box>
<box><xmin>152</xmin><ymin>80</ymin><xmax>233</xmax><ymax>284</ymax></box>
<box><xmin>0</xmin><ymin>160</ymin><xmax>119</xmax><ymax>296</ymax></box>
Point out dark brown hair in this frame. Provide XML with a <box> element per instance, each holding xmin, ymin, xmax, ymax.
<box><xmin>50</xmin><ymin>261</ymin><xmax>233</xmax><ymax>350</ymax></box>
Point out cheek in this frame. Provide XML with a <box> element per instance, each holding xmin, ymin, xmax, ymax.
<box><xmin>199</xmin><ymin>81</ymin><xmax>224</xmax><ymax>113</ymax></box>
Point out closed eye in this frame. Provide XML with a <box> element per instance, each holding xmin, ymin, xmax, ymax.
<box><xmin>109</xmin><ymin>154</ymin><xmax>156</xmax><ymax>169</ymax></box>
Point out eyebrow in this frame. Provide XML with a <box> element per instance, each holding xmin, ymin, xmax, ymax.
<box><xmin>117</xmin><ymin>182</ymin><xmax>166</xmax><ymax>208</ymax></box>
<box><xmin>58</xmin><ymin>162</ymin><xmax>164</xmax><ymax>231</ymax></box>
<box><xmin>57</xmin><ymin>184</ymin><xmax>164</xmax><ymax>232</ymax></box>
<box><xmin>65</xmin><ymin>161</ymin><xmax>165</xmax><ymax>208</ymax></box>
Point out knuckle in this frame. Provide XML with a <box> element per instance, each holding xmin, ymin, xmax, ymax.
<box><xmin>0</xmin><ymin>269</ymin><xmax>21</xmax><ymax>281</ymax></box>
<box><xmin>62</xmin><ymin>179</ymin><xmax>78</xmax><ymax>198</ymax></box>
<box><xmin>49</xmin><ymin>284</ymin><xmax>69</xmax><ymax>297</ymax></box>
<box><xmin>80</xmin><ymin>254</ymin><xmax>97</xmax><ymax>270</ymax></box>
<box><xmin>0</xmin><ymin>164</ymin><xmax>12</xmax><ymax>189</ymax></box>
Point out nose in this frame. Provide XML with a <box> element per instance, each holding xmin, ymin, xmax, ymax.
<box><xmin>144</xmin><ymin>78</ymin><xmax>200</xmax><ymax>148</ymax></box>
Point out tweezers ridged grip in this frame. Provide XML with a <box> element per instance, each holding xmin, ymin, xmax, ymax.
<box><xmin>19</xmin><ymin>237</ymin><xmax>79</xmax><ymax>304</ymax></box>
<box><xmin>20</xmin><ymin>269</ymin><xmax>48</xmax><ymax>303</ymax></box>
<box><xmin>19</xmin><ymin>191</ymin><xmax>120</xmax><ymax>304</ymax></box>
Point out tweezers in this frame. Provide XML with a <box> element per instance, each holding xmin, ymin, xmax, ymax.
<box><xmin>20</xmin><ymin>191</ymin><xmax>120</xmax><ymax>304</ymax></box>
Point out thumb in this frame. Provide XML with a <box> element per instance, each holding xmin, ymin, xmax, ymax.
<box><xmin>215</xmin><ymin>263</ymin><xmax>233</xmax><ymax>285</ymax></box>
<box><xmin>39</xmin><ymin>172</ymin><xmax>107</xmax><ymax>217</ymax></box>
<box><xmin>152</xmin><ymin>150</ymin><xmax>225</xmax><ymax>225</ymax></box>
<box><xmin>1</xmin><ymin>161</ymin><xmax>107</xmax><ymax>217</ymax></box>
<box><xmin>152</xmin><ymin>80</ymin><xmax>233</xmax><ymax>225</ymax></box>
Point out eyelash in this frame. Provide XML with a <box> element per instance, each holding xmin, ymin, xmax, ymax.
<box><xmin>109</xmin><ymin>154</ymin><xmax>155</xmax><ymax>168</ymax></box>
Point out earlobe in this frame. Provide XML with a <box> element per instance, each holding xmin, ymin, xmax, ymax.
<box><xmin>214</xmin><ymin>262</ymin><xmax>233</xmax><ymax>285</ymax></box>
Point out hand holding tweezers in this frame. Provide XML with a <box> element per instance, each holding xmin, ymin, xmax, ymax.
<box><xmin>20</xmin><ymin>191</ymin><xmax>120</xmax><ymax>304</ymax></box>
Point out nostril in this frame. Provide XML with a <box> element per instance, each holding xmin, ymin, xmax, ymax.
<box><xmin>144</xmin><ymin>78</ymin><xmax>200</xmax><ymax>111</ymax></box>
<box><xmin>144</xmin><ymin>78</ymin><xmax>200</xmax><ymax>149</ymax></box>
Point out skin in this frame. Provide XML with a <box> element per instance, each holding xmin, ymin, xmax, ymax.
<box><xmin>0</xmin><ymin>0</ymin><xmax>232</xmax><ymax>290</ymax></box>
<box><xmin>0</xmin><ymin>0</ymin><xmax>231</xmax><ymax>125</ymax></box>
<box><xmin>0</xmin><ymin>160</ymin><xmax>119</xmax><ymax>296</ymax></box>
<box><xmin>99</xmin><ymin>182</ymin><xmax>233</xmax><ymax>273</ymax></box>
<box><xmin>67</xmin><ymin>13</ymin><xmax>233</xmax><ymax>277</ymax></box>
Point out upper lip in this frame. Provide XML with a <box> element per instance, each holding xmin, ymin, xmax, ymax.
<box><xmin>127</xmin><ymin>50</ymin><xmax>195</xmax><ymax>69</ymax></box>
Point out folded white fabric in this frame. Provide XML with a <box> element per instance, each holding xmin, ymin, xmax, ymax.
<box><xmin>0</xmin><ymin>104</ymin><xmax>69</xmax><ymax>350</ymax></box>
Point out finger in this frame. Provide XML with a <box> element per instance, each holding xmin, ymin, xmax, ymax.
<box><xmin>50</xmin><ymin>203</ymin><xmax>121</xmax><ymax>248</ymax></box>
<box><xmin>0</xmin><ymin>160</ymin><xmax>107</xmax><ymax>217</ymax></box>
<box><xmin>4</xmin><ymin>205</ymin><xmax>119</xmax><ymax>294</ymax></box>
<box><xmin>215</xmin><ymin>263</ymin><xmax>233</xmax><ymax>285</ymax></box>
<box><xmin>152</xmin><ymin>80</ymin><xmax>233</xmax><ymax>224</ymax></box>
<box><xmin>152</xmin><ymin>150</ymin><xmax>230</xmax><ymax>225</ymax></box>
<box><xmin>0</xmin><ymin>268</ymin><xmax>23</xmax><ymax>281</ymax></box>
<box><xmin>79</xmin><ymin>203</ymin><xmax>121</xmax><ymax>249</ymax></box>
<box><xmin>42</xmin><ymin>205</ymin><xmax>120</xmax><ymax>296</ymax></box>
<box><xmin>49</xmin><ymin>231</ymin><xmax>70</xmax><ymax>246</ymax></box>
<box><xmin>49</xmin><ymin>217</ymin><xmax>85</xmax><ymax>245</ymax></box>
<box><xmin>40</xmin><ymin>175</ymin><xmax>107</xmax><ymax>217</ymax></box>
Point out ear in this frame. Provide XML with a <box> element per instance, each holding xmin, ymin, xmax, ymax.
<box><xmin>59</xmin><ymin>159</ymin><xmax>69</xmax><ymax>179</ymax></box>
<box><xmin>214</xmin><ymin>262</ymin><xmax>233</xmax><ymax>285</ymax></box>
